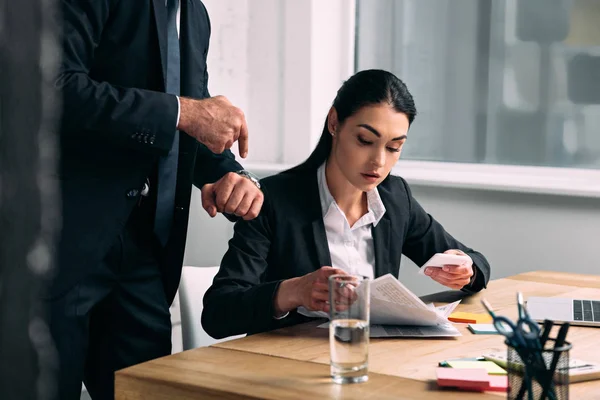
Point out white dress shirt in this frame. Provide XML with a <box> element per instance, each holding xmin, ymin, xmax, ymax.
<box><xmin>296</xmin><ymin>162</ymin><xmax>386</xmax><ymax>318</ymax></box>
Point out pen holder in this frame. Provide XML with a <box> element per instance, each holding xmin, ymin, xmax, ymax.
<box><xmin>506</xmin><ymin>338</ymin><xmax>571</xmax><ymax>400</ymax></box>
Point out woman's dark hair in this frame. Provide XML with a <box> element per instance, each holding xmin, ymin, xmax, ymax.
<box><xmin>285</xmin><ymin>69</ymin><xmax>416</xmax><ymax>174</ymax></box>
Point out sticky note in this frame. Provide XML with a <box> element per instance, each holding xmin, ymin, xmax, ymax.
<box><xmin>448</xmin><ymin>311</ymin><xmax>493</xmax><ymax>324</ymax></box>
<box><xmin>446</xmin><ymin>360</ymin><xmax>507</xmax><ymax>376</ymax></box>
<box><xmin>487</xmin><ymin>375</ymin><xmax>508</xmax><ymax>392</ymax></box>
<box><xmin>439</xmin><ymin>357</ymin><xmax>485</xmax><ymax>367</ymax></box>
<box><xmin>467</xmin><ymin>324</ymin><xmax>499</xmax><ymax>334</ymax></box>
<box><xmin>436</xmin><ymin>368</ymin><xmax>490</xmax><ymax>391</ymax></box>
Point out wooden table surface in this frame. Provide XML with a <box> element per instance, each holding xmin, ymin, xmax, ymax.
<box><xmin>116</xmin><ymin>271</ymin><xmax>600</xmax><ymax>399</ymax></box>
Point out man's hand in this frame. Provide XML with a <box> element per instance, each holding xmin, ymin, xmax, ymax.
<box><xmin>201</xmin><ymin>172</ymin><xmax>263</xmax><ymax>220</ymax></box>
<box><xmin>424</xmin><ymin>249</ymin><xmax>474</xmax><ymax>290</ymax></box>
<box><xmin>178</xmin><ymin>96</ymin><xmax>249</xmax><ymax>158</ymax></box>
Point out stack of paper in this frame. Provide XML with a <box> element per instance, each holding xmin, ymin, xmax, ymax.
<box><xmin>368</xmin><ymin>274</ymin><xmax>462</xmax><ymax>338</ymax></box>
<box><xmin>317</xmin><ymin>274</ymin><xmax>463</xmax><ymax>338</ymax></box>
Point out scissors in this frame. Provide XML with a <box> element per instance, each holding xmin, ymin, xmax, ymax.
<box><xmin>481</xmin><ymin>296</ymin><xmax>541</xmax><ymax>349</ymax></box>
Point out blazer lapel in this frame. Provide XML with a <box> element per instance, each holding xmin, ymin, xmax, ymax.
<box><xmin>372</xmin><ymin>217</ymin><xmax>391</xmax><ymax>278</ymax></box>
<box><xmin>311</xmin><ymin>219</ymin><xmax>332</xmax><ymax>268</ymax></box>
<box><xmin>306</xmin><ymin>173</ymin><xmax>332</xmax><ymax>269</ymax></box>
<box><xmin>151</xmin><ymin>0</ymin><xmax>168</xmax><ymax>89</ymax></box>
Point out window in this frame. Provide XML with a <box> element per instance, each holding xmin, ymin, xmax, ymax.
<box><xmin>356</xmin><ymin>0</ymin><xmax>600</xmax><ymax>169</ymax></box>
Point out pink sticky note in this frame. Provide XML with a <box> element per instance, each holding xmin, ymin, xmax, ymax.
<box><xmin>436</xmin><ymin>368</ymin><xmax>490</xmax><ymax>391</ymax></box>
<box><xmin>487</xmin><ymin>375</ymin><xmax>508</xmax><ymax>392</ymax></box>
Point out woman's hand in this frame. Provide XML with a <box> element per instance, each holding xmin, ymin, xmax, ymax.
<box><xmin>273</xmin><ymin>266</ymin><xmax>347</xmax><ymax>316</ymax></box>
<box><xmin>424</xmin><ymin>249</ymin><xmax>474</xmax><ymax>290</ymax></box>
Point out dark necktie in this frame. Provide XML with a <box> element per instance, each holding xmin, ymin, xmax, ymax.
<box><xmin>154</xmin><ymin>0</ymin><xmax>180</xmax><ymax>246</ymax></box>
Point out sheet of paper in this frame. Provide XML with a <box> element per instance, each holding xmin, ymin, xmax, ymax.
<box><xmin>312</xmin><ymin>274</ymin><xmax>461</xmax><ymax>333</ymax></box>
<box><xmin>435</xmin><ymin>300</ymin><xmax>461</xmax><ymax>318</ymax></box>
<box><xmin>370</xmin><ymin>274</ymin><xmax>460</xmax><ymax>326</ymax></box>
<box><xmin>371</xmin><ymin>297</ymin><xmax>440</xmax><ymax>326</ymax></box>
<box><xmin>371</xmin><ymin>274</ymin><xmax>429</xmax><ymax>309</ymax></box>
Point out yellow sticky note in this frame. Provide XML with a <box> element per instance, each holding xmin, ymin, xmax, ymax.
<box><xmin>447</xmin><ymin>361</ymin><xmax>507</xmax><ymax>376</ymax></box>
<box><xmin>448</xmin><ymin>311</ymin><xmax>493</xmax><ymax>324</ymax></box>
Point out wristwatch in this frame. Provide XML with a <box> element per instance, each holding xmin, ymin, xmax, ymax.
<box><xmin>236</xmin><ymin>169</ymin><xmax>261</xmax><ymax>189</ymax></box>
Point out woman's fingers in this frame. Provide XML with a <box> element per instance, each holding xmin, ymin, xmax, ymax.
<box><xmin>427</xmin><ymin>267</ymin><xmax>471</xmax><ymax>281</ymax></box>
<box><xmin>429</xmin><ymin>271</ymin><xmax>470</xmax><ymax>289</ymax></box>
<box><xmin>441</xmin><ymin>264</ymin><xmax>472</xmax><ymax>275</ymax></box>
<box><xmin>311</xmin><ymin>287</ymin><xmax>329</xmax><ymax>302</ymax></box>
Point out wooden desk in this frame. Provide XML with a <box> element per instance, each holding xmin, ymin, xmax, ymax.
<box><xmin>116</xmin><ymin>271</ymin><xmax>600</xmax><ymax>399</ymax></box>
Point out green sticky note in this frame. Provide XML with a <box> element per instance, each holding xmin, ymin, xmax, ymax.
<box><xmin>447</xmin><ymin>360</ymin><xmax>507</xmax><ymax>376</ymax></box>
<box><xmin>467</xmin><ymin>323</ymin><xmax>500</xmax><ymax>334</ymax></box>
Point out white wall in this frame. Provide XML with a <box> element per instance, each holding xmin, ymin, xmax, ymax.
<box><xmin>201</xmin><ymin>0</ymin><xmax>355</xmax><ymax>164</ymax></box>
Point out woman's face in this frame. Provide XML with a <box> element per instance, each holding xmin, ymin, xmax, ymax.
<box><xmin>329</xmin><ymin>103</ymin><xmax>410</xmax><ymax>192</ymax></box>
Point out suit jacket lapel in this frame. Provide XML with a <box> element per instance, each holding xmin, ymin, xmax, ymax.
<box><xmin>311</xmin><ymin>219</ymin><xmax>332</xmax><ymax>268</ymax></box>
<box><xmin>306</xmin><ymin>173</ymin><xmax>332</xmax><ymax>269</ymax></box>
<box><xmin>372</xmin><ymin>216</ymin><xmax>391</xmax><ymax>278</ymax></box>
<box><xmin>151</xmin><ymin>0</ymin><xmax>168</xmax><ymax>89</ymax></box>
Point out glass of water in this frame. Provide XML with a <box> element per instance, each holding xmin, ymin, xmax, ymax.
<box><xmin>328</xmin><ymin>274</ymin><xmax>370</xmax><ymax>384</ymax></box>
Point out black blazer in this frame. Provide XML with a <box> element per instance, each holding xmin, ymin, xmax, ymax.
<box><xmin>202</xmin><ymin>169</ymin><xmax>491</xmax><ymax>339</ymax></box>
<box><xmin>54</xmin><ymin>0</ymin><xmax>241</xmax><ymax>302</ymax></box>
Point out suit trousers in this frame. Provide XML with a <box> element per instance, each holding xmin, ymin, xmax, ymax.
<box><xmin>47</xmin><ymin>207</ymin><xmax>172</xmax><ymax>400</ymax></box>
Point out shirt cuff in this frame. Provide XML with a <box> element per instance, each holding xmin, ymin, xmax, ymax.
<box><xmin>175</xmin><ymin>95</ymin><xmax>181</xmax><ymax>129</ymax></box>
<box><xmin>273</xmin><ymin>311</ymin><xmax>289</xmax><ymax>320</ymax></box>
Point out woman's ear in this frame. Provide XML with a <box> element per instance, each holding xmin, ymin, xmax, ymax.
<box><xmin>327</xmin><ymin>107</ymin><xmax>338</xmax><ymax>136</ymax></box>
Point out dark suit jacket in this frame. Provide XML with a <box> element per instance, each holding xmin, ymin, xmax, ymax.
<box><xmin>54</xmin><ymin>0</ymin><xmax>241</xmax><ymax>303</ymax></box>
<box><xmin>202</xmin><ymin>169</ymin><xmax>491</xmax><ymax>339</ymax></box>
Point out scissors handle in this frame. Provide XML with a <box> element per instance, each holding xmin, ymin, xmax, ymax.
<box><xmin>492</xmin><ymin>316</ymin><xmax>525</xmax><ymax>347</ymax></box>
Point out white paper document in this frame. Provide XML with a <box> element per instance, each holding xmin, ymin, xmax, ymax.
<box><xmin>367</xmin><ymin>274</ymin><xmax>461</xmax><ymax>337</ymax></box>
<box><xmin>317</xmin><ymin>274</ymin><xmax>462</xmax><ymax>338</ymax></box>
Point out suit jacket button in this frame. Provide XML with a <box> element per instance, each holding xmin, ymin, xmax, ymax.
<box><xmin>126</xmin><ymin>189</ymin><xmax>139</xmax><ymax>198</ymax></box>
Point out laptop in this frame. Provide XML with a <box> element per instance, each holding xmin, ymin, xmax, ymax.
<box><xmin>526</xmin><ymin>297</ymin><xmax>600</xmax><ymax>327</ymax></box>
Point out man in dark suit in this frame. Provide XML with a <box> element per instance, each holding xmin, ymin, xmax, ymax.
<box><xmin>50</xmin><ymin>1</ymin><xmax>263</xmax><ymax>399</ymax></box>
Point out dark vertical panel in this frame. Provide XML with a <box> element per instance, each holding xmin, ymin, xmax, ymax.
<box><xmin>0</xmin><ymin>0</ymin><xmax>61</xmax><ymax>399</ymax></box>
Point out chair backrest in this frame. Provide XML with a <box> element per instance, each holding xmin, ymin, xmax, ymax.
<box><xmin>179</xmin><ymin>266</ymin><xmax>244</xmax><ymax>350</ymax></box>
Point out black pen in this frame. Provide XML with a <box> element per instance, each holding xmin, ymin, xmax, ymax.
<box><xmin>539</xmin><ymin>319</ymin><xmax>554</xmax><ymax>349</ymax></box>
<box><xmin>542</xmin><ymin>323</ymin><xmax>570</xmax><ymax>400</ymax></box>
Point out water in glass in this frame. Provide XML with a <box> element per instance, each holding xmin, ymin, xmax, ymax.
<box><xmin>329</xmin><ymin>318</ymin><xmax>369</xmax><ymax>384</ymax></box>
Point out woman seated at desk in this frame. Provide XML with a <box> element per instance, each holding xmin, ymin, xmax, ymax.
<box><xmin>202</xmin><ymin>69</ymin><xmax>491</xmax><ymax>339</ymax></box>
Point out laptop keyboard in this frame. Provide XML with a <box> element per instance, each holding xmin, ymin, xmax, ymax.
<box><xmin>573</xmin><ymin>300</ymin><xmax>600</xmax><ymax>322</ymax></box>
